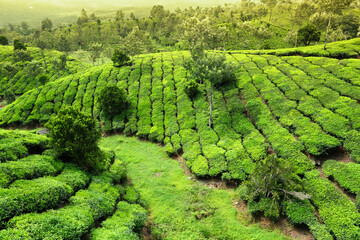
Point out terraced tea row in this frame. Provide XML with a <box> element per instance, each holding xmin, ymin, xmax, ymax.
<box><xmin>0</xmin><ymin>46</ymin><xmax>87</xmax><ymax>96</ymax></box>
<box><xmin>0</xmin><ymin>129</ymin><xmax>147</xmax><ymax>239</ymax></box>
<box><xmin>2</xmin><ymin>52</ymin><xmax>360</xmax><ymax>177</ymax></box>
<box><xmin>229</xmin><ymin>38</ymin><xmax>360</xmax><ymax>58</ymax></box>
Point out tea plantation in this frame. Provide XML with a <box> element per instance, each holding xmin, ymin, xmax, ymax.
<box><xmin>0</xmin><ymin>39</ymin><xmax>360</xmax><ymax>239</ymax></box>
<box><xmin>0</xmin><ymin>129</ymin><xmax>147</xmax><ymax>239</ymax></box>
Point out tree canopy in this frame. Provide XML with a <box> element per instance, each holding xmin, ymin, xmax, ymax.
<box><xmin>45</xmin><ymin>107</ymin><xmax>108</xmax><ymax>172</ymax></box>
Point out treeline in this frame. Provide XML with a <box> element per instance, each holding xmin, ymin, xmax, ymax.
<box><xmin>0</xmin><ymin>0</ymin><xmax>359</xmax><ymax>53</ymax></box>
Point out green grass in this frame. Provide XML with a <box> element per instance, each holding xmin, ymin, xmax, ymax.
<box><xmin>100</xmin><ymin>135</ymin><xmax>288</xmax><ymax>240</ymax></box>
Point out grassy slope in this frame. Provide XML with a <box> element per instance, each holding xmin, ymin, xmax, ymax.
<box><xmin>100</xmin><ymin>135</ymin><xmax>288</xmax><ymax>240</ymax></box>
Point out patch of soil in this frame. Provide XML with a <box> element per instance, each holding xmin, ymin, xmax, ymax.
<box><xmin>142</xmin><ymin>223</ymin><xmax>154</xmax><ymax>240</ymax></box>
<box><xmin>154</xmin><ymin>172</ymin><xmax>162</xmax><ymax>178</ymax></box>
<box><xmin>314</xmin><ymin>146</ymin><xmax>352</xmax><ymax>165</ymax></box>
<box><xmin>201</xmin><ymin>179</ymin><xmax>227</xmax><ymax>189</ymax></box>
<box><xmin>173</xmin><ymin>155</ymin><xmax>192</xmax><ymax>176</ymax></box>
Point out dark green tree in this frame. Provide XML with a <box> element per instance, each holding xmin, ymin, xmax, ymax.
<box><xmin>57</xmin><ymin>35</ymin><xmax>71</xmax><ymax>52</ymax></box>
<box><xmin>298</xmin><ymin>24</ymin><xmax>321</xmax><ymax>46</ymax></box>
<box><xmin>111</xmin><ymin>49</ymin><xmax>130</xmax><ymax>67</ymax></box>
<box><xmin>45</xmin><ymin>107</ymin><xmax>108</xmax><ymax>172</ymax></box>
<box><xmin>239</xmin><ymin>155</ymin><xmax>309</xmax><ymax>221</ymax></box>
<box><xmin>98</xmin><ymin>83</ymin><xmax>128</xmax><ymax>117</ymax></box>
<box><xmin>38</xmin><ymin>74</ymin><xmax>49</xmax><ymax>86</ymax></box>
<box><xmin>41</xmin><ymin>18</ymin><xmax>53</xmax><ymax>31</ymax></box>
<box><xmin>36</xmin><ymin>39</ymin><xmax>50</xmax><ymax>73</ymax></box>
<box><xmin>184</xmin><ymin>79</ymin><xmax>199</xmax><ymax>99</ymax></box>
<box><xmin>0</xmin><ymin>36</ymin><xmax>8</xmax><ymax>45</ymax></box>
<box><xmin>13</xmin><ymin>39</ymin><xmax>26</xmax><ymax>51</ymax></box>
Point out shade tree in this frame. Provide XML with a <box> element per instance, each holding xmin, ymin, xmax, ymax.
<box><xmin>298</xmin><ymin>23</ymin><xmax>321</xmax><ymax>46</ymax></box>
<box><xmin>185</xmin><ymin>48</ymin><xmax>237</xmax><ymax>128</ymax></box>
<box><xmin>314</xmin><ymin>0</ymin><xmax>356</xmax><ymax>50</ymax></box>
<box><xmin>239</xmin><ymin>155</ymin><xmax>309</xmax><ymax>221</ymax></box>
<box><xmin>98</xmin><ymin>83</ymin><xmax>128</xmax><ymax>118</ymax></box>
<box><xmin>0</xmin><ymin>36</ymin><xmax>8</xmax><ymax>45</ymax></box>
<box><xmin>45</xmin><ymin>106</ymin><xmax>108</xmax><ymax>173</ymax></box>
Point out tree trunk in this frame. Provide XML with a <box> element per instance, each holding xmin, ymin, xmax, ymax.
<box><xmin>295</xmin><ymin>30</ymin><xmax>298</xmax><ymax>48</ymax></box>
<box><xmin>209</xmin><ymin>82</ymin><xmax>213</xmax><ymax>128</ymax></box>
<box><xmin>323</xmin><ymin>13</ymin><xmax>332</xmax><ymax>50</ymax></box>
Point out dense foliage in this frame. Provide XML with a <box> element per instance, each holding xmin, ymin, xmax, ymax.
<box><xmin>45</xmin><ymin>106</ymin><xmax>107</xmax><ymax>172</ymax></box>
<box><xmin>1</xmin><ymin>0</ymin><xmax>359</xmax><ymax>55</ymax></box>
<box><xmin>0</xmin><ymin>38</ymin><xmax>359</xmax><ymax>239</ymax></box>
<box><xmin>98</xmin><ymin>83</ymin><xmax>128</xmax><ymax>117</ymax></box>
<box><xmin>0</xmin><ymin>129</ymin><xmax>147</xmax><ymax>239</ymax></box>
<box><xmin>239</xmin><ymin>155</ymin><xmax>304</xmax><ymax>221</ymax></box>
<box><xmin>111</xmin><ymin>49</ymin><xmax>131</xmax><ymax>67</ymax></box>
<box><xmin>0</xmin><ymin>36</ymin><xmax>8</xmax><ymax>46</ymax></box>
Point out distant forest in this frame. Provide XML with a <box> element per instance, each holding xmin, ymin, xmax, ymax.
<box><xmin>1</xmin><ymin>0</ymin><xmax>359</xmax><ymax>53</ymax></box>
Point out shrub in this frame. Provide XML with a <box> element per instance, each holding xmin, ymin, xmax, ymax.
<box><xmin>0</xmin><ymin>36</ymin><xmax>8</xmax><ymax>45</ymax></box>
<box><xmin>191</xmin><ymin>155</ymin><xmax>209</xmax><ymax>176</ymax></box>
<box><xmin>13</xmin><ymin>39</ymin><xmax>26</xmax><ymax>51</ymax></box>
<box><xmin>38</xmin><ymin>74</ymin><xmax>49</xmax><ymax>86</ymax></box>
<box><xmin>45</xmin><ymin>106</ymin><xmax>108</xmax><ymax>172</ymax></box>
<box><xmin>241</xmin><ymin>155</ymin><xmax>304</xmax><ymax>221</ymax></box>
<box><xmin>109</xmin><ymin>159</ymin><xmax>127</xmax><ymax>183</ymax></box>
<box><xmin>91</xmin><ymin>202</ymin><xmax>147</xmax><ymax>240</ymax></box>
<box><xmin>0</xmin><ymin>139</ymin><xmax>28</xmax><ymax>162</ymax></box>
<box><xmin>124</xmin><ymin>186</ymin><xmax>140</xmax><ymax>204</ymax></box>
<box><xmin>98</xmin><ymin>83</ymin><xmax>128</xmax><ymax>118</ymax></box>
<box><xmin>111</xmin><ymin>49</ymin><xmax>130</xmax><ymax>67</ymax></box>
<box><xmin>184</xmin><ymin>79</ymin><xmax>199</xmax><ymax>98</ymax></box>
<box><xmin>0</xmin><ymin>155</ymin><xmax>63</xmax><ymax>186</ymax></box>
<box><xmin>304</xmin><ymin>170</ymin><xmax>360</xmax><ymax>239</ymax></box>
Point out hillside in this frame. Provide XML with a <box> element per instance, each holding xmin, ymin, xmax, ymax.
<box><xmin>0</xmin><ymin>129</ymin><xmax>146</xmax><ymax>239</ymax></box>
<box><xmin>1</xmin><ymin>39</ymin><xmax>360</xmax><ymax>239</ymax></box>
<box><xmin>0</xmin><ymin>46</ymin><xmax>88</xmax><ymax>97</ymax></box>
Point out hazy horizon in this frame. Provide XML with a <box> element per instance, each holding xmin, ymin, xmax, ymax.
<box><xmin>0</xmin><ymin>0</ymin><xmax>240</xmax><ymax>27</ymax></box>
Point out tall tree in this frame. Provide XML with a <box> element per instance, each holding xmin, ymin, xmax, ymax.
<box><xmin>314</xmin><ymin>0</ymin><xmax>355</xmax><ymax>49</ymax></box>
<box><xmin>77</xmin><ymin>8</ymin><xmax>89</xmax><ymax>25</ymax></box>
<box><xmin>88</xmin><ymin>43</ymin><xmax>103</xmax><ymax>66</ymax></box>
<box><xmin>181</xmin><ymin>16</ymin><xmax>227</xmax><ymax>50</ymax></box>
<box><xmin>41</xmin><ymin>18</ymin><xmax>53</xmax><ymax>31</ymax></box>
<box><xmin>260</xmin><ymin>0</ymin><xmax>278</xmax><ymax>23</ymax></box>
<box><xmin>185</xmin><ymin>49</ymin><xmax>237</xmax><ymax>128</ymax></box>
<box><xmin>121</xmin><ymin>27</ymin><xmax>146</xmax><ymax>67</ymax></box>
